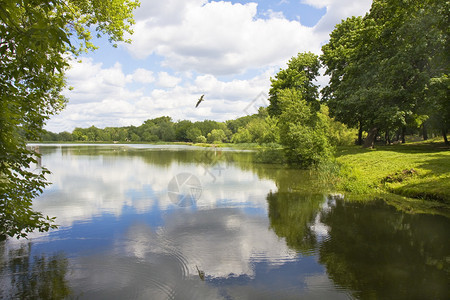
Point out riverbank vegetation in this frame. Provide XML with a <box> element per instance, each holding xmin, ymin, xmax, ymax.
<box><xmin>331</xmin><ymin>139</ymin><xmax>450</xmax><ymax>215</ymax></box>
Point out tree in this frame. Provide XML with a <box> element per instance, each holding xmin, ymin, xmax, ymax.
<box><xmin>195</xmin><ymin>120</ymin><xmax>227</xmax><ymax>138</ymax></box>
<box><xmin>231</xmin><ymin>128</ymin><xmax>252</xmax><ymax>143</ymax></box>
<box><xmin>186</xmin><ymin>127</ymin><xmax>202</xmax><ymax>143</ymax></box>
<box><xmin>0</xmin><ymin>0</ymin><xmax>139</xmax><ymax>239</ymax></box>
<box><xmin>268</xmin><ymin>52</ymin><xmax>321</xmax><ymax>116</ymax></box>
<box><xmin>226</xmin><ymin>115</ymin><xmax>253</xmax><ymax>134</ymax></box>
<box><xmin>427</xmin><ymin>75</ymin><xmax>450</xmax><ymax>144</ymax></box>
<box><xmin>174</xmin><ymin>120</ymin><xmax>193</xmax><ymax>142</ymax></box>
<box><xmin>57</xmin><ymin>131</ymin><xmax>73</xmax><ymax>142</ymax></box>
<box><xmin>278</xmin><ymin>89</ymin><xmax>334</xmax><ymax>167</ymax></box>
<box><xmin>321</xmin><ymin>0</ymin><xmax>449</xmax><ymax>147</ymax></box>
<box><xmin>207</xmin><ymin>129</ymin><xmax>227</xmax><ymax>144</ymax></box>
<box><xmin>267</xmin><ymin>52</ymin><xmax>332</xmax><ymax>166</ymax></box>
<box><xmin>194</xmin><ymin>135</ymin><xmax>207</xmax><ymax>144</ymax></box>
<box><xmin>320</xmin><ymin>16</ymin><xmax>368</xmax><ymax>144</ymax></box>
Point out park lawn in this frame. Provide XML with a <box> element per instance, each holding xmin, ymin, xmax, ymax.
<box><xmin>335</xmin><ymin>140</ymin><xmax>450</xmax><ymax>205</ymax></box>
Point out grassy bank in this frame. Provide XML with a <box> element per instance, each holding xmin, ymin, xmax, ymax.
<box><xmin>333</xmin><ymin>139</ymin><xmax>450</xmax><ymax>215</ymax></box>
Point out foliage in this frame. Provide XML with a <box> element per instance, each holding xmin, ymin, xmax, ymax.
<box><xmin>185</xmin><ymin>127</ymin><xmax>201</xmax><ymax>143</ymax></box>
<box><xmin>321</xmin><ymin>0</ymin><xmax>449</xmax><ymax>147</ymax></box>
<box><xmin>207</xmin><ymin>129</ymin><xmax>227</xmax><ymax>144</ymax></box>
<box><xmin>193</xmin><ymin>135</ymin><xmax>207</xmax><ymax>144</ymax></box>
<box><xmin>231</xmin><ymin>128</ymin><xmax>252</xmax><ymax>143</ymax></box>
<box><xmin>277</xmin><ymin>89</ymin><xmax>334</xmax><ymax>167</ymax></box>
<box><xmin>226</xmin><ymin>115</ymin><xmax>254</xmax><ymax>134</ymax></box>
<box><xmin>426</xmin><ymin>75</ymin><xmax>450</xmax><ymax>144</ymax></box>
<box><xmin>0</xmin><ymin>0</ymin><xmax>139</xmax><ymax>239</ymax></box>
<box><xmin>320</xmin><ymin>106</ymin><xmax>357</xmax><ymax>146</ymax></box>
<box><xmin>174</xmin><ymin>120</ymin><xmax>193</xmax><ymax>142</ymax></box>
<box><xmin>266</xmin><ymin>52</ymin><xmax>335</xmax><ymax>167</ymax></box>
<box><xmin>268</xmin><ymin>52</ymin><xmax>321</xmax><ymax>116</ymax></box>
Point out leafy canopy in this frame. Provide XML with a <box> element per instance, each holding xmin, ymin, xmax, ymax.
<box><xmin>321</xmin><ymin>0</ymin><xmax>449</xmax><ymax>146</ymax></box>
<box><xmin>268</xmin><ymin>52</ymin><xmax>320</xmax><ymax>116</ymax></box>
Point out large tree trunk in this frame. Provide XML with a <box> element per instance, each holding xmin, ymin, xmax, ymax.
<box><xmin>401</xmin><ymin>126</ymin><xmax>406</xmax><ymax>143</ymax></box>
<box><xmin>385</xmin><ymin>131</ymin><xmax>391</xmax><ymax>145</ymax></box>
<box><xmin>422</xmin><ymin>123</ymin><xmax>428</xmax><ymax>140</ymax></box>
<box><xmin>363</xmin><ymin>127</ymin><xmax>378</xmax><ymax>148</ymax></box>
<box><xmin>443</xmin><ymin>128</ymin><xmax>449</xmax><ymax>145</ymax></box>
<box><xmin>357</xmin><ymin>123</ymin><xmax>363</xmax><ymax>145</ymax></box>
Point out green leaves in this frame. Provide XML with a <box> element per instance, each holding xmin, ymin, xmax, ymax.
<box><xmin>268</xmin><ymin>52</ymin><xmax>321</xmax><ymax>116</ymax></box>
<box><xmin>0</xmin><ymin>0</ymin><xmax>140</xmax><ymax>239</ymax></box>
<box><xmin>321</xmin><ymin>0</ymin><xmax>449</xmax><ymax>145</ymax></box>
<box><xmin>265</xmin><ymin>53</ymin><xmax>334</xmax><ymax>166</ymax></box>
<box><xmin>277</xmin><ymin>89</ymin><xmax>334</xmax><ymax>167</ymax></box>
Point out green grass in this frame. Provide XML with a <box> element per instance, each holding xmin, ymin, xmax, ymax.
<box><xmin>334</xmin><ymin>139</ymin><xmax>450</xmax><ymax>210</ymax></box>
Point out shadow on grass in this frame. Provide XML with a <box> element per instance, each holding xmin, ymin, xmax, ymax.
<box><xmin>337</xmin><ymin>141</ymin><xmax>449</xmax><ymax>158</ymax></box>
<box><xmin>388</xmin><ymin>155</ymin><xmax>450</xmax><ymax>204</ymax></box>
<box><xmin>336</xmin><ymin>141</ymin><xmax>450</xmax><ymax>206</ymax></box>
<box><xmin>414</xmin><ymin>154</ymin><xmax>450</xmax><ymax>176</ymax></box>
<box><xmin>335</xmin><ymin>145</ymin><xmax>372</xmax><ymax>157</ymax></box>
<box><xmin>385</xmin><ymin>141</ymin><xmax>450</xmax><ymax>153</ymax></box>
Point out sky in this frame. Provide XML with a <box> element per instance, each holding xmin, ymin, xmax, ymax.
<box><xmin>46</xmin><ymin>0</ymin><xmax>373</xmax><ymax>133</ymax></box>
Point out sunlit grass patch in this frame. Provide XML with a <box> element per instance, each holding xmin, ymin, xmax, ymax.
<box><xmin>334</xmin><ymin>140</ymin><xmax>450</xmax><ymax>205</ymax></box>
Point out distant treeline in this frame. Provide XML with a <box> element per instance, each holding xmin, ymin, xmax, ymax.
<box><xmin>40</xmin><ymin>107</ymin><xmax>356</xmax><ymax>146</ymax></box>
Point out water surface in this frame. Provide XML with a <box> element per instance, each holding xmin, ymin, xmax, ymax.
<box><xmin>1</xmin><ymin>145</ymin><xmax>449</xmax><ymax>299</ymax></box>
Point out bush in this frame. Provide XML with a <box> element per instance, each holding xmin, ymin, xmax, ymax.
<box><xmin>194</xmin><ymin>135</ymin><xmax>207</xmax><ymax>143</ymax></box>
<box><xmin>232</xmin><ymin>128</ymin><xmax>252</xmax><ymax>143</ymax></box>
<box><xmin>207</xmin><ymin>129</ymin><xmax>227</xmax><ymax>143</ymax></box>
<box><xmin>320</xmin><ymin>106</ymin><xmax>357</xmax><ymax>146</ymax></box>
<box><xmin>278</xmin><ymin>89</ymin><xmax>334</xmax><ymax>167</ymax></box>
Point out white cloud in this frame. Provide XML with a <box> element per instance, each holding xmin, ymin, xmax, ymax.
<box><xmin>127</xmin><ymin>1</ymin><xmax>319</xmax><ymax>75</ymax></box>
<box><xmin>306</xmin><ymin>0</ymin><xmax>372</xmax><ymax>34</ymax></box>
<box><xmin>127</xmin><ymin>0</ymin><xmax>372</xmax><ymax>76</ymax></box>
<box><xmin>64</xmin><ymin>58</ymin><xmax>138</xmax><ymax>104</ymax></box>
<box><xmin>156</xmin><ymin>71</ymin><xmax>182</xmax><ymax>88</ymax></box>
<box><xmin>300</xmin><ymin>0</ymin><xmax>332</xmax><ymax>9</ymax></box>
<box><xmin>131</xmin><ymin>68</ymin><xmax>155</xmax><ymax>84</ymax></box>
<box><xmin>47</xmin><ymin>59</ymin><xmax>274</xmax><ymax>132</ymax></box>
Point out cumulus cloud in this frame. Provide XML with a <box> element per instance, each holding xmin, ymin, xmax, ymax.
<box><xmin>47</xmin><ymin>58</ymin><xmax>274</xmax><ymax>132</ymax></box>
<box><xmin>131</xmin><ymin>68</ymin><xmax>155</xmax><ymax>84</ymax></box>
<box><xmin>127</xmin><ymin>0</ymin><xmax>372</xmax><ymax>75</ymax></box>
<box><xmin>127</xmin><ymin>1</ymin><xmax>319</xmax><ymax>75</ymax></box>
<box><xmin>156</xmin><ymin>71</ymin><xmax>182</xmax><ymax>88</ymax></box>
<box><xmin>306</xmin><ymin>0</ymin><xmax>372</xmax><ymax>34</ymax></box>
<box><xmin>64</xmin><ymin>58</ymin><xmax>138</xmax><ymax>104</ymax></box>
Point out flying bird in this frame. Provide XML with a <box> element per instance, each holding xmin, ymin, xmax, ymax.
<box><xmin>195</xmin><ymin>95</ymin><xmax>204</xmax><ymax>108</ymax></box>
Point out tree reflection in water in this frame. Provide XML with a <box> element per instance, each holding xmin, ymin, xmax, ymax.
<box><xmin>318</xmin><ymin>200</ymin><xmax>449</xmax><ymax>299</ymax></box>
<box><xmin>267</xmin><ymin>186</ymin><xmax>450</xmax><ymax>299</ymax></box>
<box><xmin>0</xmin><ymin>242</ymin><xmax>72</xmax><ymax>299</ymax></box>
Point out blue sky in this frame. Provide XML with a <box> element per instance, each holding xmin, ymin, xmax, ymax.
<box><xmin>46</xmin><ymin>0</ymin><xmax>372</xmax><ymax>132</ymax></box>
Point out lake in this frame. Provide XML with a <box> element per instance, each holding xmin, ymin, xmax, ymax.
<box><xmin>1</xmin><ymin>144</ymin><xmax>449</xmax><ymax>299</ymax></box>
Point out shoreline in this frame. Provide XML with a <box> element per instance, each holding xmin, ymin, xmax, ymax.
<box><xmin>334</xmin><ymin>140</ymin><xmax>450</xmax><ymax>216</ymax></box>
